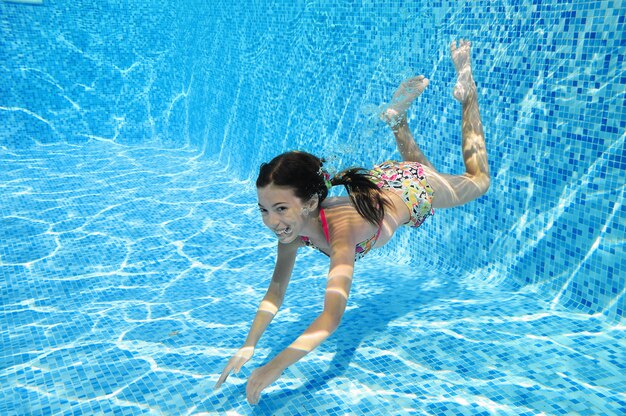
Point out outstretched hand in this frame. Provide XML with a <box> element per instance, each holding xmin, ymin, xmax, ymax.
<box><xmin>214</xmin><ymin>346</ymin><xmax>255</xmax><ymax>389</ymax></box>
<box><xmin>246</xmin><ymin>362</ymin><xmax>284</xmax><ymax>405</ymax></box>
<box><xmin>215</xmin><ymin>346</ymin><xmax>284</xmax><ymax>405</ymax></box>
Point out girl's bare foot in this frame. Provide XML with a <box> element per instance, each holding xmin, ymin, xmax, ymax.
<box><xmin>381</xmin><ymin>75</ymin><xmax>429</xmax><ymax>128</ymax></box>
<box><xmin>450</xmin><ymin>40</ymin><xmax>477</xmax><ymax>103</ymax></box>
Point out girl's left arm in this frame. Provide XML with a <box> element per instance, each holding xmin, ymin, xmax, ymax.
<box><xmin>245</xmin><ymin>231</ymin><xmax>356</xmax><ymax>404</ymax></box>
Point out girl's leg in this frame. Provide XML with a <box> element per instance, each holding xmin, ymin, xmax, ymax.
<box><xmin>381</xmin><ymin>76</ymin><xmax>436</xmax><ymax>169</ymax></box>
<box><xmin>380</xmin><ymin>41</ymin><xmax>489</xmax><ymax>209</ymax></box>
<box><xmin>423</xmin><ymin>39</ymin><xmax>490</xmax><ymax>209</ymax></box>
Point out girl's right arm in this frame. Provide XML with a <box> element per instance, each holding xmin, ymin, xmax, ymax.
<box><xmin>214</xmin><ymin>239</ymin><xmax>299</xmax><ymax>389</ymax></box>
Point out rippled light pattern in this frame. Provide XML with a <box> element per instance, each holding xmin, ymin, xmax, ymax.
<box><xmin>1</xmin><ymin>1</ymin><xmax>624</xmax><ymax>415</ymax></box>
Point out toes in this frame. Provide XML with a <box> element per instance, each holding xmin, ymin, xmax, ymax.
<box><xmin>408</xmin><ymin>75</ymin><xmax>428</xmax><ymax>88</ymax></box>
<box><xmin>451</xmin><ymin>39</ymin><xmax>471</xmax><ymax>52</ymax></box>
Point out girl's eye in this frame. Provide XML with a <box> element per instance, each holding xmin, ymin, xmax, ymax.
<box><xmin>276</xmin><ymin>206</ymin><xmax>288</xmax><ymax>212</ymax></box>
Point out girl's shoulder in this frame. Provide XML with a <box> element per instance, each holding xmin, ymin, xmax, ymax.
<box><xmin>323</xmin><ymin>203</ymin><xmax>375</xmax><ymax>241</ymax></box>
<box><xmin>320</xmin><ymin>196</ymin><xmax>351</xmax><ymax>209</ymax></box>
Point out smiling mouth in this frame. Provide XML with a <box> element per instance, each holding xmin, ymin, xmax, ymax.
<box><xmin>275</xmin><ymin>227</ymin><xmax>292</xmax><ymax>236</ymax></box>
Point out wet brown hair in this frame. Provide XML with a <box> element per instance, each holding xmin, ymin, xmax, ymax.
<box><xmin>256</xmin><ymin>151</ymin><xmax>390</xmax><ymax>226</ymax></box>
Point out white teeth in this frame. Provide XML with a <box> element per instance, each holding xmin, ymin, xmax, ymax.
<box><xmin>276</xmin><ymin>227</ymin><xmax>291</xmax><ymax>236</ymax></box>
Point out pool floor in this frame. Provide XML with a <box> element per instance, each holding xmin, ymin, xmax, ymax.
<box><xmin>1</xmin><ymin>142</ymin><xmax>624</xmax><ymax>415</ymax></box>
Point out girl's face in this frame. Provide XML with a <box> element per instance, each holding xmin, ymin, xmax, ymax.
<box><xmin>257</xmin><ymin>184</ymin><xmax>314</xmax><ymax>243</ymax></box>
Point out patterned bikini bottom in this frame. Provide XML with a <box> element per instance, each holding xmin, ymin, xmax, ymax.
<box><xmin>368</xmin><ymin>160</ymin><xmax>435</xmax><ymax>228</ymax></box>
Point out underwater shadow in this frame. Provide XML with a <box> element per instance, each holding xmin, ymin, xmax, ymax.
<box><xmin>251</xmin><ymin>264</ymin><xmax>462</xmax><ymax>413</ymax></box>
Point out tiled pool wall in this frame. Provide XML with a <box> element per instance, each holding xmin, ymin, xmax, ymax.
<box><xmin>1</xmin><ymin>0</ymin><xmax>624</xmax><ymax>321</ymax></box>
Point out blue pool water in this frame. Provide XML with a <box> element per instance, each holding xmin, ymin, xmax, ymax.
<box><xmin>1</xmin><ymin>1</ymin><xmax>625</xmax><ymax>415</ymax></box>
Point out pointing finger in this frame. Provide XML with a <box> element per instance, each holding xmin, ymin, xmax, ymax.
<box><xmin>214</xmin><ymin>365</ymin><xmax>233</xmax><ymax>389</ymax></box>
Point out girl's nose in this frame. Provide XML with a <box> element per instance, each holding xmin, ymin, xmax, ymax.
<box><xmin>265</xmin><ymin>212</ymin><xmax>280</xmax><ymax>228</ymax></box>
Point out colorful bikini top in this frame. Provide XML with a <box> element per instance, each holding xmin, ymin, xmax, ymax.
<box><xmin>300</xmin><ymin>208</ymin><xmax>381</xmax><ymax>261</ymax></box>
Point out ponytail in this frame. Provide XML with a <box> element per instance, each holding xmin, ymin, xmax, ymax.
<box><xmin>256</xmin><ymin>151</ymin><xmax>389</xmax><ymax>226</ymax></box>
<box><xmin>331</xmin><ymin>168</ymin><xmax>391</xmax><ymax>226</ymax></box>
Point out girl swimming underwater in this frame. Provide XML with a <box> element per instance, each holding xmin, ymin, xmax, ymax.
<box><xmin>215</xmin><ymin>40</ymin><xmax>490</xmax><ymax>405</ymax></box>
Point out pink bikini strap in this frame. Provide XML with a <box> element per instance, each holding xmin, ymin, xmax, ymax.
<box><xmin>319</xmin><ymin>208</ymin><xmax>331</xmax><ymax>243</ymax></box>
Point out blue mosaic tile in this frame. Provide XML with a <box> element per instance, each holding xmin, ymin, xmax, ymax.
<box><xmin>1</xmin><ymin>0</ymin><xmax>625</xmax><ymax>414</ymax></box>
